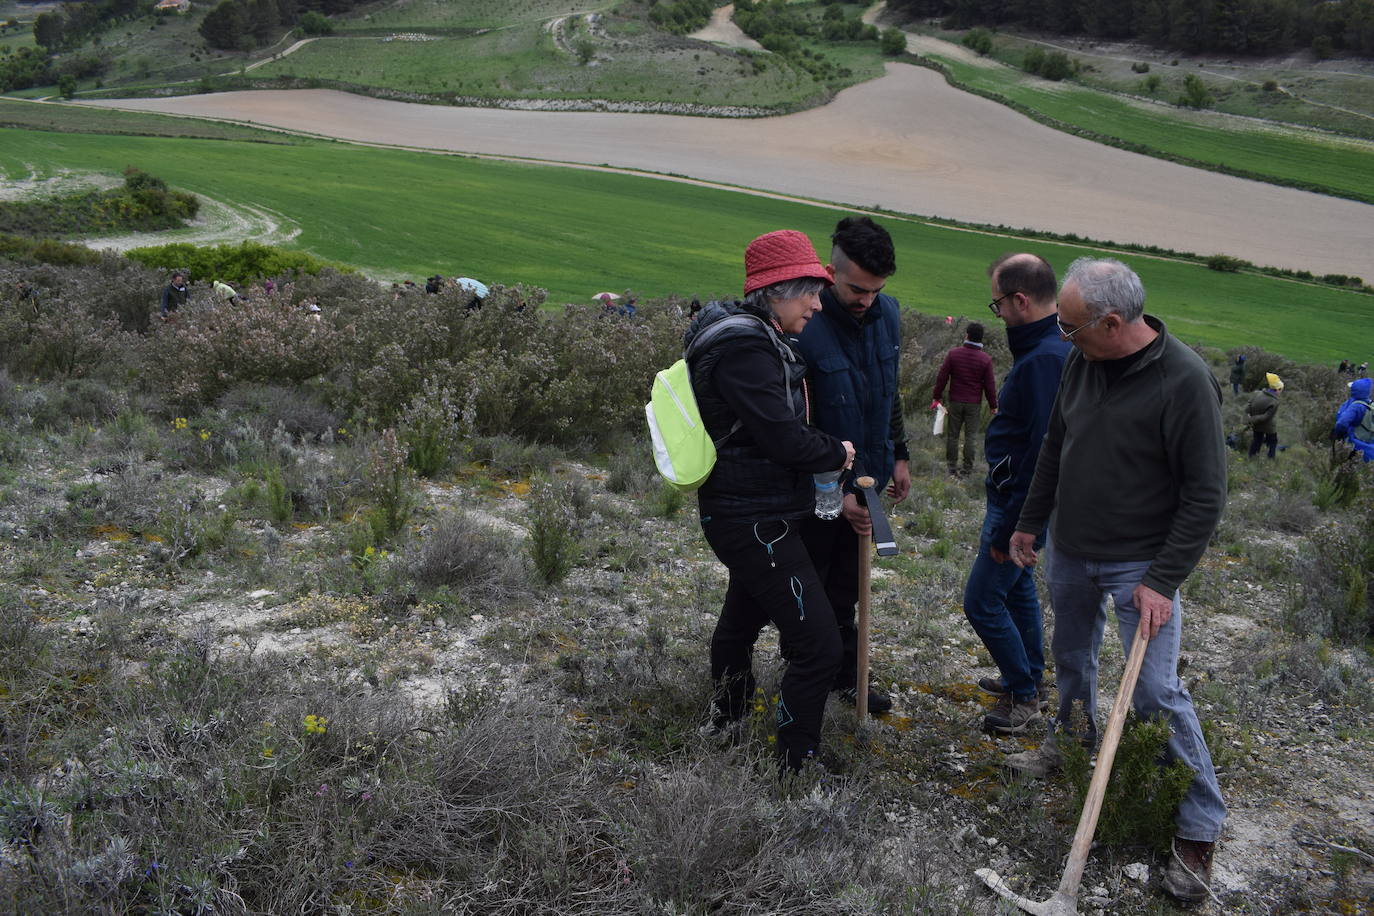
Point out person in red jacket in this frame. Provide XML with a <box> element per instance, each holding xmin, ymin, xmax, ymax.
<box><xmin>932</xmin><ymin>322</ymin><xmax>998</xmax><ymax>476</ymax></box>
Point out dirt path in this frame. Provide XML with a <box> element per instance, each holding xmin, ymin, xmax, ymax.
<box><xmin>80</xmin><ymin>195</ymin><xmax>301</xmax><ymax>252</ymax></box>
<box><xmin>243</xmin><ymin>37</ymin><xmax>317</xmax><ymax>73</ymax></box>
<box><xmin>77</xmin><ymin>66</ymin><xmax>1374</xmax><ymax>279</ymax></box>
<box><xmin>687</xmin><ymin>5</ymin><xmax>762</xmax><ymax>51</ymax></box>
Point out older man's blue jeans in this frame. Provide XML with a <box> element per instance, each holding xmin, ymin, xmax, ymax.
<box><xmin>963</xmin><ymin>499</ymin><xmax>1044</xmax><ymax>702</ymax></box>
<box><xmin>1046</xmin><ymin>550</ymin><xmax>1226</xmax><ymax>843</ymax></box>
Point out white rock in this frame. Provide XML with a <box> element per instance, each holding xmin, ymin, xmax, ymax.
<box><xmin>248</xmin><ymin>589</ymin><xmax>274</xmax><ymax>599</ymax></box>
<box><xmin>1123</xmin><ymin>862</ymin><xmax>1149</xmax><ymax>883</ymax></box>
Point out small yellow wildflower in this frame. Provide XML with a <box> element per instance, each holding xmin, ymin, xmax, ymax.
<box><xmin>172</xmin><ymin>417</ymin><xmax>188</xmax><ymax>430</ymax></box>
<box><xmin>199</xmin><ymin>430</ymin><xmax>211</xmax><ymax>441</ymax></box>
<box><xmin>261</xmin><ymin>747</ymin><xmax>274</xmax><ymax>759</ymax></box>
<box><xmin>304</xmin><ymin>714</ymin><xmax>328</xmax><ymax>735</ymax></box>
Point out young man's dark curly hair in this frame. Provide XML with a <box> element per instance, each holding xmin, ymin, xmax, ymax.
<box><xmin>830</xmin><ymin>216</ymin><xmax>896</xmax><ymax>278</ymax></box>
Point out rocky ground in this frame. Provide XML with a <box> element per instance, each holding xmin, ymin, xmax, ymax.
<box><xmin>8</xmin><ymin>419</ymin><xmax>1370</xmax><ymax>913</ymax></box>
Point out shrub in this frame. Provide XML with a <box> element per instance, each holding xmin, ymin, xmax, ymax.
<box><xmin>0</xmin><ymin>168</ymin><xmax>198</xmax><ymax>239</ymax></box>
<box><xmin>1289</xmin><ymin>502</ymin><xmax>1374</xmax><ymax>643</ymax></box>
<box><xmin>0</xmin><ymin>235</ymin><xmax>101</xmax><ymax>266</ymax></box>
<box><xmin>142</xmin><ymin>297</ymin><xmax>344</xmax><ymax>406</ymax></box>
<box><xmin>402</xmin><ymin>510</ymin><xmax>529</xmax><ymax>602</ymax></box>
<box><xmin>1131</xmin><ymin>61</ymin><xmax>1150</xmax><ymax>73</ymax></box>
<box><xmin>879</xmin><ymin>26</ymin><xmax>905</xmax><ymax>56</ymax></box>
<box><xmin>1141</xmin><ymin>73</ymin><xmax>1162</xmax><ymax>94</ymax></box>
<box><xmin>125</xmin><ymin>242</ymin><xmax>350</xmax><ymax>286</ymax></box>
<box><xmin>1262</xmin><ymin>79</ymin><xmax>1278</xmax><ymax>91</ymax></box>
<box><xmin>1205</xmin><ymin>253</ymin><xmax>1246</xmax><ymax>272</ymax></box>
<box><xmin>1038</xmin><ymin>50</ymin><xmax>1074</xmax><ymax>81</ymax></box>
<box><xmin>399</xmin><ymin>378</ymin><xmax>460</xmax><ymax>478</ymax></box>
<box><xmin>359</xmin><ymin>428</ymin><xmax>415</xmax><ymax>542</ymax></box>
<box><xmin>527</xmin><ymin>475</ymin><xmax>582</xmax><ymax>585</ymax></box>
<box><xmin>961</xmin><ymin>27</ymin><xmax>993</xmax><ymax>55</ymax></box>
<box><xmin>298</xmin><ymin>10</ymin><xmax>332</xmax><ymax>35</ymax></box>
<box><xmin>1060</xmin><ymin>711</ymin><xmax>1195</xmax><ymax>854</ymax></box>
<box><xmin>1177</xmin><ymin>73</ymin><xmax>1214</xmax><ymax>109</ymax></box>
<box><xmin>216</xmin><ymin>383</ymin><xmax>338</xmax><ymax>441</ymax></box>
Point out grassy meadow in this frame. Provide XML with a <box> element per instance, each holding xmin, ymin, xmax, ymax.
<box><xmin>250</xmin><ymin>27</ymin><xmax>820</xmax><ymax>107</ymax></box>
<box><xmin>2</xmin><ymin>121</ymin><xmax>1369</xmax><ymax>365</ymax></box>
<box><xmin>901</xmin><ymin>33</ymin><xmax>1374</xmax><ymax>205</ymax></box>
<box><xmin>921</xmin><ymin>25</ymin><xmax>1374</xmax><ymax>140</ymax></box>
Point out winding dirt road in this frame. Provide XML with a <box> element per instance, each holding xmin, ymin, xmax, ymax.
<box><xmin>81</xmin><ymin>64</ymin><xmax>1374</xmax><ymax>279</ymax></box>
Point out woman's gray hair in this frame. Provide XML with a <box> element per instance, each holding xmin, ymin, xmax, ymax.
<box><xmin>742</xmin><ymin>277</ymin><xmax>827</xmax><ymax>314</ymax></box>
<box><xmin>1064</xmin><ymin>257</ymin><xmax>1144</xmax><ymax>322</ymax></box>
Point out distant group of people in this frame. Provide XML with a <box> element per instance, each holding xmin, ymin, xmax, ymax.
<box><xmin>684</xmin><ymin>216</ymin><xmax>1226</xmax><ymax>905</ymax></box>
<box><xmin>157</xmin><ymin>272</ymin><xmax>310</xmax><ymax>320</ymax></box>
<box><xmin>1337</xmin><ymin>358</ymin><xmax>1369</xmax><ymax>379</ymax></box>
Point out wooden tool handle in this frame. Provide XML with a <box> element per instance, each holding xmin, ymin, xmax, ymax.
<box><xmin>1057</xmin><ymin>617</ymin><xmax>1151</xmax><ymax>899</ymax></box>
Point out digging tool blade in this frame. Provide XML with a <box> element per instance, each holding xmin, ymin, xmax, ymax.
<box><xmin>853</xmin><ymin>470</ymin><xmax>897</xmax><ymax>557</ymax></box>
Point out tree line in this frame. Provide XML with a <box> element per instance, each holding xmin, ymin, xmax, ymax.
<box><xmin>199</xmin><ymin>0</ymin><xmax>360</xmax><ymax>50</ymax></box>
<box><xmin>33</xmin><ymin>0</ymin><xmax>145</xmax><ymax>51</ymax></box>
<box><xmin>888</xmin><ymin>0</ymin><xmax>1374</xmax><ymax>57</ymax></box>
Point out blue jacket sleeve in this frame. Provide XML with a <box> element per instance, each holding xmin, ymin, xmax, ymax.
<box><xmin>1334</xmin><ymin>400</ymin><xmax>1368</xmax><ymax>437</ymax></box>
<box><xmin>989</xmin><ymin>351</ymin><xmax>1063</xmax><ymax>551</ymax></box>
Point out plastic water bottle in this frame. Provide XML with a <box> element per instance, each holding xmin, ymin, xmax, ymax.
<box><xmin>813</xmin><ymin>470</ymin><xmax>843</xmax><ymax>520</ymax></box>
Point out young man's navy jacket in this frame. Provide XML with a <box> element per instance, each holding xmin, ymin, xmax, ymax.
<box><xmin>795</xmin><ymin>289</ymin><xmax>908</xmax><ymax>494</ymax></box>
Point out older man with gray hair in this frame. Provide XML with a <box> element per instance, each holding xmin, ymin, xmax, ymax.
<box><xmin>1004</xmin><ymin>257</ymin><xmax>1227</xmax><ymax>905</ymax></box>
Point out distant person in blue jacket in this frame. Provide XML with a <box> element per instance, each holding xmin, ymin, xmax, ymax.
<box><xmin>1333</xmin><ymin>377</ymin><xmax>1374</xmax><ymax>462</ymax></box>
<box><xmin>964</xmin><ymin>253</ymin><xmax>1071</xmax><ymax>735</ymax></box>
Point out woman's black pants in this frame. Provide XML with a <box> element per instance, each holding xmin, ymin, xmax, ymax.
<box><xmin>702</xmin><ymin>516</ymin><xmax>841</xmax><ymax>771</ymax></box>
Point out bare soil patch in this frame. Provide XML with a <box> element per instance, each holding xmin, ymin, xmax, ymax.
<box><xmin>78</xmin><ymin>66</ymin><xmax>1374</xmax><ymax>280</ymax></box>
<box><xmin>688</xmin><ymin>5</ymin><xmax>763</xmax><ymax>51</ymax></box>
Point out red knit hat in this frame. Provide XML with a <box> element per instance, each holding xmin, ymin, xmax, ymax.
<box><xmin>743</xmin><ymin>230</ymin><xmax>833</xmax><ymax>296</ymax></box>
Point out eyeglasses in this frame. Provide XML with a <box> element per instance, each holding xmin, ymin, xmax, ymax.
<box><xmin>1056</xmin><ymin>313</ymin><xmax>1106</xmax><ymax>341</ymax></box>
<box><xmin>987</xmin><ymin>291</ymin><xmax>1016</xmax><ymax>317</ymax></box>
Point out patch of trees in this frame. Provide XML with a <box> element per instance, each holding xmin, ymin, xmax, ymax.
<box><xmin>887</xmin><ymin>0</ymin><xmax>1374</xmax><ymax>58</ymax></box>
<box><xmin>647</xmin><ymin>0</ymin><xmax>715</xmax><ymax>35</ymax></box>
<box><xmin>0</xmin><ymin>168</ymin><xmax>199</xmax><ymax>238</ymax></box>
<box><xmin>32</xmin><ymin>0</ymin><xmax>145</xmax><ymax>51</ymax></box>
<box><xmin>735</xmin><ymin>0</ymin><xmax>877</xmax><ymax>44</ymax></box>
<box><xmin>0</xmin><ymin>46</ymin><xmax>107</xmax><ymax>92</ymax></box>
<box><xmin>199</xmin><ymin>0</ymin><xmax>366</xmax><ymax>51</ymax></box>
<box><xmin>0</xmin><ymin>47</ymin><xmax>53</xmax><ymax>91</ymax></box>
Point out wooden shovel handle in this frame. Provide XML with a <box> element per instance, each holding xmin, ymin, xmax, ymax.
<box><xmin>1056</xmin><ymin>616</ymin><xmax>1151</xmax><ymax>899</ymax></box>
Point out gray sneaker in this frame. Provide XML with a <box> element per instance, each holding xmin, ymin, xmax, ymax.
<box><xmin>984</xmin><ymin>694</ymin><xmax>1043</xmax><ymax>735</ymax></box>
<box><xmin>1003</xmin><ymin>740</ymin><xmax>1062</xmax><ymax>778</ymax></box>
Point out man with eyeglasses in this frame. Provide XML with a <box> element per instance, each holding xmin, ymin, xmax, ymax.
<box><xmin>964</xmin><ymin>253</ymin><xmax>1070</xmax><ymax>736</ymax></box>
<box><xmin>1004</xmin><ymin>257</ymin><xmax>1227</xmax><ymax>905</ymax></box>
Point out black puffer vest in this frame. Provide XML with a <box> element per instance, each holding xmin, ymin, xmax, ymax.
<box><xmin>687</xmin><ymin>301</ymin><xmax>814</xmax><ymax>522</ymax></box>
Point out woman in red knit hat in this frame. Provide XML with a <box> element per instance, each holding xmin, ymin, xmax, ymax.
<box><xmin>688</xmin><ymin>230</ymin><xmax>855</xmax><ymax>772</ymax></box>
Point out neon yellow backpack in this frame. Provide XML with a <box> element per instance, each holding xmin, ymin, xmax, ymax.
<box><xmin>645</xmin><ymin>314</ymin><xmax>766</xmax><ymax>491</ymax></box>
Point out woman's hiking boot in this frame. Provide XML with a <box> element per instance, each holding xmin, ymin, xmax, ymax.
<box><xmin>1162</xmin><ymin>838</ymin><xmax>1215</xmax><ymax>905</ymax></box>
<box><xmin>833</xmin><ymin>685</ymin><xmax>893</xmax><ymax>715</ymax></box>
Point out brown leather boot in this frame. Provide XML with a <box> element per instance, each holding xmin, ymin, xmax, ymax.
<box><xmin>1163</xmin><ymin>837</ymin><xmax>1215</xmax><ymax>905</ymax></box>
